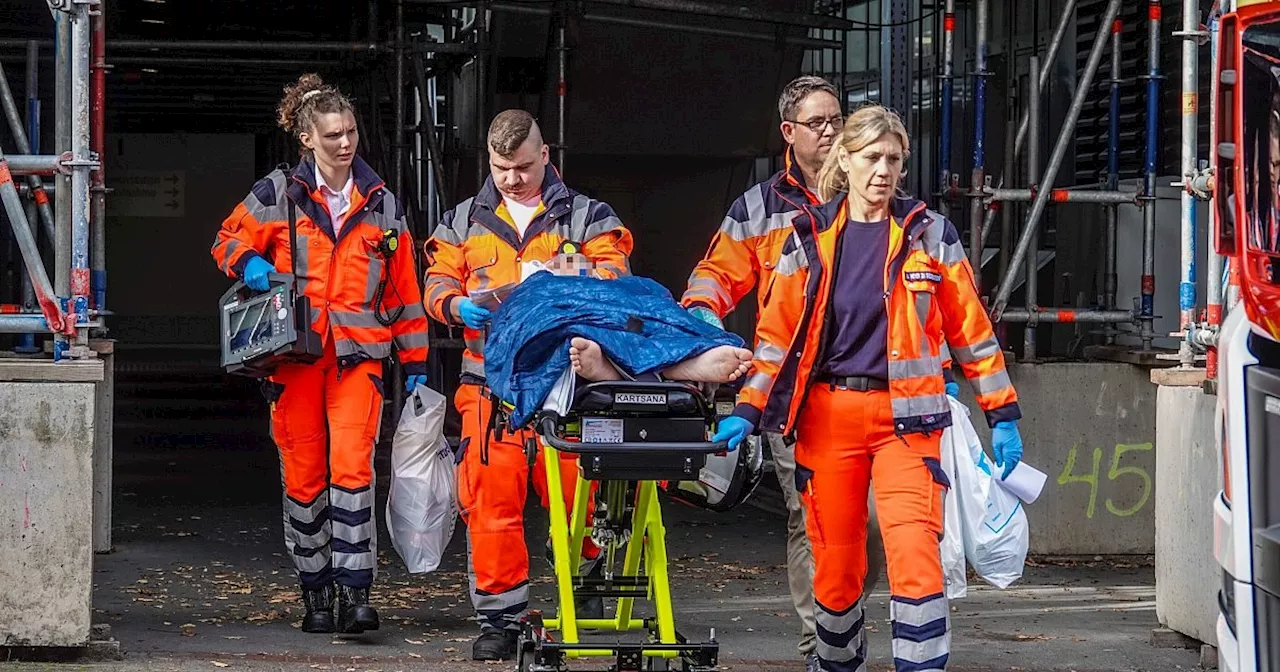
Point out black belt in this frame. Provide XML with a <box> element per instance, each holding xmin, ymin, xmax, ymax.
<box><xmin>816</xmin><ymin>374</ymin><xmax>889</xmax><ymax>391</ymax></box>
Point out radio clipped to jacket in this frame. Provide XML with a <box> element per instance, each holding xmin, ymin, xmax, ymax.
<box><xmin>219</xmin><ymin>198</ymin><xmax>324</xmax><ymax>378</ymax></box>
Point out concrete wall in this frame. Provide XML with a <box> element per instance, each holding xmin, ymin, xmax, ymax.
<box><xmin>1153</xmin><ymin>380</ymin><xmax>1219</xmax><ymax>646</ymax></box>
<box><xmin>0</xmin><ymin>367</ymin><xmax>100</xmax><ymax>646</ymax></box>
<box><xmin>957</xmin><ymin>362</ymin><xmax>1156</xmax><ymax>555</ymax></box>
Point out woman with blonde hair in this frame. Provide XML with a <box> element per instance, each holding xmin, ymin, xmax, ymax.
<box><xmin>714</xmin><ymin>105</ymin><xmax>1026</xmax><ymax>670</ymax></box>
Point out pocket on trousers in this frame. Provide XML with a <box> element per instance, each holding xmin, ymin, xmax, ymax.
<box><xmin>366</xmin><ymin>373</ymin><xmax>385</xmax><ymax>445</ymax></box>
<box><xmin>795</xmin><ymin>462</ymin><xmax>826</xmax><ymax>548</ymax></box>
<box><xmin>455</xmin><ymin>437</ymin><xmax>476</xmax><ymax>522</ymax></box>
<box><xmin>922</xmin><ymin>456</ymin><xmax>949</xmax><ymax>539</ymax></box>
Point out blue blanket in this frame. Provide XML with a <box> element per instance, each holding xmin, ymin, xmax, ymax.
<box><xmin>484</xmin><ymin>271</ymin><xmax>746</xmax><ymax>427</ymax></box>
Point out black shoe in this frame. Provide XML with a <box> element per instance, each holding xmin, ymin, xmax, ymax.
<box><xmin>472</xmin><ymin>630</ymin><xmax>518</xmax><ymax>661</ymax></box>
<box><xmin>335</xmin><ymin>585</ymin><xmax>379</xmax><ymax>634</ymax></box>
<box><xmin>300</xmin><ymin>584</ymin><xmax>335</xmax><ymax>633</ymax></box>
<box><xmin>805</xmin><ymin>652</ymin><xmax>821</xmax><ymax>672</ymax></box>
<box><xmin>576</xmin><ymin>561</ymin><xmax>605</xmax><ymax>621</ymax></box>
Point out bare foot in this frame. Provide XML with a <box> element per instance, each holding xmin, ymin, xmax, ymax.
<box><xmin>569</xmin><ymin>337</ymin><xmax>623</xmax><ymax>381</ymax></box>
<box><xmin>662</xmin><ymin>346</ymin><xmax>754</xmax><ymax>383</ymax></box>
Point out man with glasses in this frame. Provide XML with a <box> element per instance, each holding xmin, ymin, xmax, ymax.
<box><xmin>680</xmin><ymin>75</ymin><xmax>877</xmax><ymax>672</ymax></box>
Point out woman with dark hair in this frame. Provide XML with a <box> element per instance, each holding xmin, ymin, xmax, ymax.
<box><xmin>211</xmin><ymin>73</ymin><xmax>431</xmax><ymax>634</ymax></box>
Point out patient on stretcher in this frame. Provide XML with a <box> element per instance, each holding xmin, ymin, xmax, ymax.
<box><xmin>568</xmin><ymin>337</ymin><xmax>752</xmax><ymax>383</ymax></box>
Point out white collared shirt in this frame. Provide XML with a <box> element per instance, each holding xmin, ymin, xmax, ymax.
<box><xmin>315</xmin><ymin>164</ymin><xmax>355</xmax><ymax>233</ymax></box>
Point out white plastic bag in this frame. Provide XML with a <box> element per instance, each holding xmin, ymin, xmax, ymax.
<box><xmin>937</xmin><ymin>419</ymin><xmax>967</xmax><ymax>599</ymax></box>
<box><xmin>943</xmin><ymin>396</ymin><xmax>1029</xmax><ymax>589</ymax></box>
<box><xmin>385</xmin><ymin>384</ymin><xmax>458</xmax><ymax>574</ymax></box>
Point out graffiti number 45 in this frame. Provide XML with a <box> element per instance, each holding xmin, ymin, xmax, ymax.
<box><xmin>1056</xmin><ymin>442</ymin><xmax>1154</xmax><ymax>519</ymax></box>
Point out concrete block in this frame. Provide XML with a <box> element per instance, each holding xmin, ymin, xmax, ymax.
<box><xmin>0</xmin><ymin>380</ymin><xmax>97</xmax><ymax>646</ymax></box>
<box><xmin>958</xmin><ymin>362</ymin><xmax>1156</xmax><ymax>555</ymax></box>
<box><xmin>1154</xmin><ymin>384</ymin><xmax>1220</xmax><ymax>647</ymax></box>
<box><xmin>1150</xmin><ymin>626</ymin><xmax>1201</xmax><ymax>649</ymax></box>
<box><xmin>1202</xmin><ymin>644</ymin><xmax>1220</xmax><ymax>669</ymax></box>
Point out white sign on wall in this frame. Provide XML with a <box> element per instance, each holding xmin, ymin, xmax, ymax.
<box><xmin>111</xmin><ymin>170</ymin><xmax>185</xmax><ymax>217</ymax></box>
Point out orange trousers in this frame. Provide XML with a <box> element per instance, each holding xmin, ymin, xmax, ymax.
<box><xmin>454</xmin><ymin>383</ymin><xmax>598</xmax><ymax>632</ymax></box>
<box><xmin>795</xmin><ymin>386</ymin><xmax>951</xmax><ymax>672</ymax></box>
<box><xmin>267</xmin><ymin>340</ymin><xmax>384</xmax><ymax>591</ymax></box>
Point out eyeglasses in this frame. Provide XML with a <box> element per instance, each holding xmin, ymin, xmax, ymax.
<box><xmin>789</xmin><ymin>115</ymin><xmax>844</xmax><ymax>133</ymax></box>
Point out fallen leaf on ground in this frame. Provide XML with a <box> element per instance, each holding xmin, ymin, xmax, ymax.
<box><xmin>211</xmin><ymin>663</ymin><xmax>229</xmax><ymax>668</ymax></box>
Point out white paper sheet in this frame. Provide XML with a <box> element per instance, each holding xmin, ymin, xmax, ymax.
<box><xmin>996</xmin><ymin>460</ymin><xmax>1048</xmax><ymax>504</ymax></box>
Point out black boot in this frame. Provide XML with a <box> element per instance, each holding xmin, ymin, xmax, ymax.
<box><xmin>472</xmin><ymin>629</ymin><xmax>518</xmax><ymax>661</ymax></box>
<box><xmin>301</xmin><ymin>584</ymin><xmax>336</xmax><ymax>633</ymax></box>
<box><xmin>335</xmin><ymin>585</ymin><xmax>379</xmax><ymax>634</ymax></box>
<box><xmin>576</xmin><ymin>561</ymin><xmax>606</xmax><ymax>621</ymax></box>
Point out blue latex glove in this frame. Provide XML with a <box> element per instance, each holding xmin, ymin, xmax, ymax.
<box><xmin>456</xmin><ymin>298</ymin><xmax>493</xmax><ymax>330</ymax></box>
<box><xmin>712</xmin><ymin>416</ymin><xmax>754</xmax><ymax>452</ymax></box>
<box><xmin>992</xmin><ymin>420</ymin><xmax>1024</xmax><ymax>480</ymax></box>
<box><xmin>688</xmin><ymin>305</ymin><xmax>724</xmax><ymax>330</ymax></box>
<box><xmin>404</xmin><ymin>374</ymin><xmax>429</xmax><ymax>393</ymax></box>
<box><xmin>242</xmin><ymin>256</ymin><xmax>275</xmax><ymax>292</ymax></box>
<box><xmin>944</xmin><ymin>381</ymin><xmax>960</xmax><ymax>398</ymax></box>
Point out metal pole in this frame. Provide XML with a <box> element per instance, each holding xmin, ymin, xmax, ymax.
<box><xmin>17</xmin><ymin>40</ymin><xmax>40</xmax><ymax>354</ymax></box>
<box><xmin>979</xmin><ymin>0</ymin><xmax>1078</xmax><ymax>247</ymax></box>
<box><xmin>997</xmin><ymin>309</ymin><xmax>1135</xmax><ymax>323</ymax></box>
<box><xmin>55</xmin><ymin>10</ymin><xmax>71</xmax><ymax>358</ymax></box>
<box><xmin>991</xmin><ymin>0</ymin><xmax>1123</xmax><ymax>319</ymax></box>
<box><xmin>0</xmin><ymin>148</ymin><xmax>68</xmax><ymax>335</ymax></box>
<box><xmin>1138</xmin><ymin>0</ymin><xmax>1162</xmax><ymax>351</ymax></box>
<box><xmin>5</xmin><ymin>155</ymin><xmax>62</xmax><ymax>175</ymax></box>
<box><xmin>1105</xmin><ymin>17</ymin><xmax>1122</xmax><ymax>343</ymax></box>
<box><xmin>410</xmin><ymin>50</ymin><xmax>450</xmax><ymax>208</ymax></box>
<box><xmin>70</xmin><ymin>3</ymin><xmax>92</xmax><ymax>346</ymax></box>
<box><xmin>968</xmin><ymin>0</ymin><xmax>989</xmax><ymax>288</ymax></box>
<box><xmin>557</xmin><ymin>3</ymin><xmax>567</xmax><ymax>175</ymax></box>
<box><xmin>475</xmin><ymin>2</ymin><xmax>488</xmax><ymax>188</ymax></box>
<box><xmin>17</xmin><ymin>198</ymin><xmax>39</xmax><ymax>352</ymax></box>
<box><xmin>1176</xmin><ymin>0</ymin><xmax>1199</xmax><ymax>367</ymax></box>
<box><xmin>1205</xmin><ymin>5</ymin><xmax>1223</xmax><ymax>379</ymax></box>
<box><xmin>0</xmin><ymin>38</ymin><xmax>475</xmax><ymax>55</ymax></box>
<box><xmin>937</xmin><ymin>0</ymin><xmax>955</xmax><ymax>215</ymax></box>
<box><xmin>999</xmin><ymin>90</ymin><xmax>1015</xmax><ymax>282</ymax></box>
<box><xmin>0</xmin><ymin>315</ymin><xmax>52</xmax><ymax>333</ymax></box>
<box><xmin>0</xmin><ymin>64</ymin><xmax>56</xmax><ymax>243</ymax></box>
<box><xmin>984</xmin><ymin>188</ymin><xmax>1140</xmax><ymax>204</ymax></box>
<box><xmin>91</xmin><ymin>0</ymin><xmax>106</xmax><ymax>315</ymax></box>
<box><xmin>1025</xmin><ymin>54</ymin><xmax>1041</xmax><ymax>360</ymax></box>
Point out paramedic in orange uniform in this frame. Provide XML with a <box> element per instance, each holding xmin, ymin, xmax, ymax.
<box><xmin>211</xmin><ymin>74</ymin><xmax>431</xmax><ymax>635</ymax></box>
<box><xmin>715</xmin><ymin>105</ymin><xmax>1025</xmax><ymax>671</ymax></box>
<box><xmin>422</xmin><ymin>109</ymin><xmax>633</xmax><ymax>661</ymax></box>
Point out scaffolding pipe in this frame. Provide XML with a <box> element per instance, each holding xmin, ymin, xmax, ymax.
<box><xmin>55</xmin><ymin>10</ymin><xmax>71</xmax><ymax>357</ymax></box>
<box><xmin>428</xmin><ymin>0</ymin><xmax>853</xmax><ymax>30</ymax></box>
<box><xmin>0</xmin><ymin>38</ymin><xmax>474</xmax><ymax>55</ymax></box>
<box><xmin>1105</xmin><ymin>17</ymin><xmax>1122</xmax><ymax>343</ymax></box>
<box><xmin>70</xmin><ymin>3</ymin><xmax>92</xmax><ymax>342</ymax></box>
<box><xmin>475</xmin><ymin>2</ymin><xmax>488</xmax><ymax>187</ymax></box>
<box><xmin>0</xmin><ymin>64</ymin><xmax>56</xmax><ymax>242</ymax></box>
<box><xmin>493</xmin><ymin>3</ymin><xmax>841</xmax><ymax>48</ymax></box>
<box><xmin>557</xmin><ymin>4</ymin><xmax>567</xmax><ymax>174</ymax></box>
<box><xmin>991</xmin><ymin>0</ymin><xmax>1123</xmax><ymax>320</ymax></box>
<box><xmin>20</xmin><ymin>39</ymin><xmax>39</xmax><ymax>352</ymax></box>
<box><xmin>968</xmin><ymin>0</ymin><xmax>989</xmax><ymax>286</ymax></box>
<box><xmin>17</xmin><ymin>198</ymin><xmax>38</xmax><ymax>352</ymax></box>
<box><xmin>978</xmin><ymin>0</ymin><xmax>1078</xmax><ymax>247</ymax></box>
<box><xmin>998</xmin><ymin>309</ymin><xmax>1135</xmax><ymax>324</ymax></box>
<box><xmin>1205</xmin><ymin>3</ymin><xmax>1224</xmax><ymax>379</ymax></box>
<box><xmin>1176</xmin><ymin>0</ymin><xmax>1200</xmax><ymax>367</ymax></box>
<box><xmin>999</xmin><ymin>92</ymin><xmax>1014</xmax><ymax>280</ymax></box>
<box><xmin>984</xmin><ymin>188</ymin><xmax>1140</xmax><ymax>204</ymax></box>
<box><xmin>0</xmin><ymin>147</ymin><xmax>69</xmax><ymax>335</ymax></box>
<box><xmin>5</xmin><ymin>154</ymin><xmax>62</xmax><ymax>175</ymax></box>
<box><xmin>1139</xmin><ymin>1</ymin><xmax>1161</xmax><ymax>350</ymax></box>
<box><xmin>0</xmin><ymin>314</ymin><xmax>52</xmax><ymax>333</ymax></box>
<box><xmin>937</xmin><ymin>0</ymin><xmax>955</xmax><ymax>214</ymax></box>
<box><xmin>410</xmin><ymin>50</ymin><xmax>450</xmax><ymax>209</ymax></box>
<box><xmin>1026</xmin><ymin>54</ymin><xmax>1041</xmax><ymax>360</ymax></box>
<box><xmin>91</xmin><ymin>0</ymin><xmax>106</xmax><ymax>314</ymax></box>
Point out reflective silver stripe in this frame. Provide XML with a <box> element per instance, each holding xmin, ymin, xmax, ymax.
<box><xmin>892</xmin><ymin>634</ymin><xmax>949</xmax><ymax>670</ymax></box>
<box><xmin>462</xmin><ymin>356</ymin><xmax>486</xmax><ymax>378</ymax></box>
<box><xmin>744</xmin><ymin>371</ymin><xmax>774</xmax><ymax>393</ymax></box>
<box><xmin>687</xmin><ymin>277</ymin><xmax>732</xmax><ymax>307</ymax></box>
<box><xmin>219</xmin><ymin>240</ymin><xmax>241</xmax><ymax>275</ymax></box>
<box><xmin>742</xmin><ymin>186</ymin><xmax>765</xmax><ymax>233</ymax></box>
<box><xmin>569</xmin><ymin>195</ymin><xmax>592</xmax><ymax>240</ymax></box>
<box><xmin>330</xmin><ymin>310</ymin><xmax>386</xmax><ymax>329</ymax></box>
<box><xmin>891</xmin><ymin>393</ymin><xmax>949</xmax><ymax>418</ymax></box>
<box><xmin>754</xmin><ymin>342</ymin><xmax>786</xmax><ymax>365</ymax></box>
<box><xmin>431</xmin><ymin>199</ymin><xmax>473</xmax><ymax>243</ymax></box>
<box><xmin>891</xmin><ymin>594</ymin><xmax>949</xmax><ymax>627</ymax></box>
<box><xmin>398</xmin><ymin>302</ymin><xmax>427</xmax><ymax>321</ymax></box>
<box><xmin>426</xmin><ymin>278</ymin><xmax>462</xmax><ymax>308</ymax></box>
<box><xmin>584</xmin><ymin>214</ymin><xmax>624</xmax><ymax>241</ymax></box>
<box><xmin>292</xmin><ymin>547</ymin><xmax>333</xmax><ymax>573</ymax></box>
<box><xmin>333</xmin><ymin>340</ymin><xmax>392</xmax><ymax>361</ymax></box>
<box><xmin>888</xmin><ymin>355</ymin><xmax>942</xmax><ymax>380</ymax></box>
<box><xmin>970</xmin><ymin>369</ymin><xmax>1013</xmax><ymax>396</ymax></box>
<box><xmin>465</xmin><ymin>335</ymin><xmax>485</xmax><ymax>355</ymax></box>
<box><xmin>244</xmin><ymin>171</ymin><xmax>288</xmax><ymax>221</ymax></box>
<box><xmin>294</xmin><ymin>233</ymin><xmax>311</xmax><ymax>298</ymax></box>
<box><xmin>816</xmin><ymin>597</ymin><xmax>864</xmax><ymax>636</ymax></box>
<box><xmin>939</xmin><ymin>341</ymin><xmax>952</xmax><ymax>364</ymax></box>
<box><xmin>722</xmin><ymin>209</ymin><xmax>801</xmax><ymax>242</ymax></box>
<box><xmin>285</xmin><ymin>492</ymin><xmax>329</xmax><ymax>525</ymax></box>
<box><xmin>595</xmin><ymin>258</ymin><xmax>631</xmax><ymax>277</ymax></box>
<box><xmin>365</xmin><ymin>255</ymin><xmax>384</xmax><ymax>304</ymax></box>
<box><xmin>914</xmin><ymin>291</ymin><xmax>931</xmax><ymax>330</ymax></box>
<box><xmin>331</xmin><ymin>487</ymin><xmax>372</xmax><ymax>513</ymax></box>
<box><xmin>951</xmin><ymin>336</ymin><xmax>1001</xmax><ymax>364</ymax></box>
<box><xmin>286</xmin><ymin>526</ymin><xmax>330</xmax><ymax>551</ymax></box>
<box><xmin>471</xmin><ymin>580</ymin><xmax>531</xmax><ymax>612</ymax></box>
<box><xmin>332</xmin><ymin>550</ymin><xmax>376</xmax><ymax>571</ymax></box>
<box><xmin>332</xmin><ymin>520</ymin><xmax>374</xmax><ymax>545</ymax></box>
<box><xmin>775</xmin><ymin>244</ymin><xmax>809</xmax><ymax>277</ymax></box>
<box><xmin>815</xmin><ymin>597</ymin><xmax>867</xmax><ymax>666</ymax></box>
<box><xmin>919</xmin><ymin>211</ymin><xmax>966</xmax><ymax>265</ymax></box>
<box><xmin>395</xmin><ymin>330</ymin><xmax>432</xmax><ymax>350</ymax></box>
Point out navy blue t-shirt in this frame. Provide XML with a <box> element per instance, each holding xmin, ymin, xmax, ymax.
<box><xmin>820</xmin><ymin>218</ymin><xmax>890</xmax><ymax>380</ymax></box>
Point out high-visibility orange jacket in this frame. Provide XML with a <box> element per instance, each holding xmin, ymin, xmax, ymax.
<box><xmin>733</xmin><ymin>195</ymin><xmax>1021</xmax><ymax>436</ymax></box>
<box><xmin>211</xmin><ymin>157</ymin><xmax>431</xmax><ymax>374</ymax></box>
<box><xmin>680</xmin><ymin>148</ymin><xmax>819</xmax><ymax>318</ymax></box>
<box><xmin>422</xmin><ymin>168</ymin><xmax>633</xmax><ymax>380</ymax></box>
